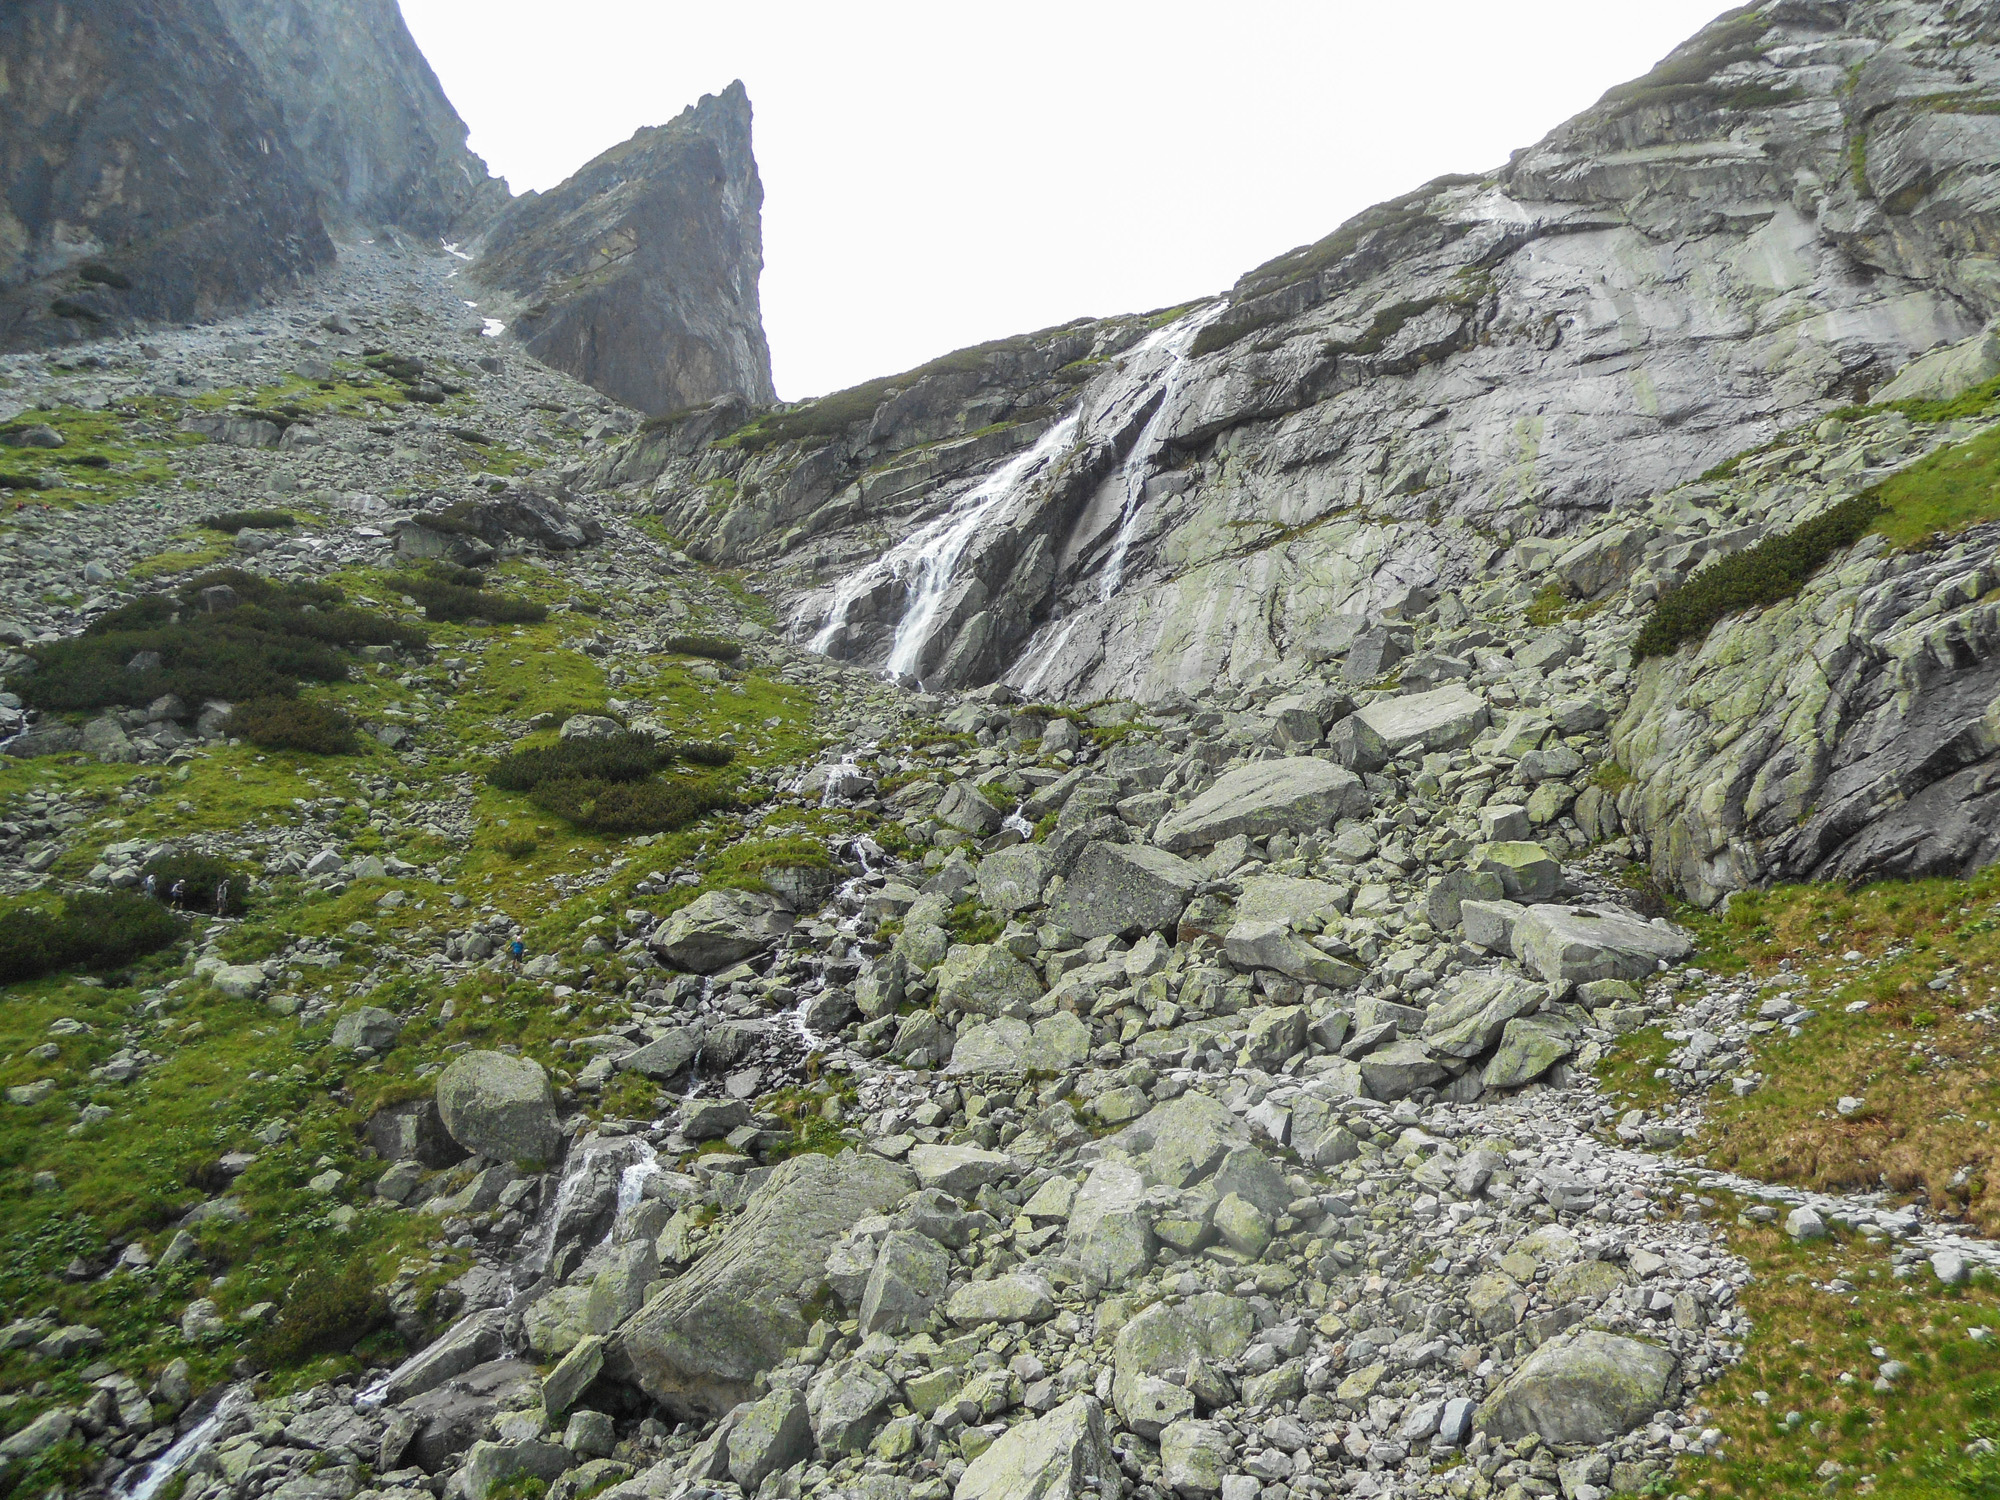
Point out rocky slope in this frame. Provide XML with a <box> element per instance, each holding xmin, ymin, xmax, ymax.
<box><xmin>599</xmin><ymin>0</ymin><xmax>2000</xmax><ymax>712</ymax></box>
<box><xmin>208</xmin><ymin>0</ymin><xmax>509</xmax><ymax>238</ymax></box>
<box><xmin>467</xmin><ymin>83</ymin><xmax>777</xmax><ymax>418</ymax></box>
<box><xmin>4</xmin><ymin>227</ymin><xmax>2000</xmax><ymax>1500</ymax></box>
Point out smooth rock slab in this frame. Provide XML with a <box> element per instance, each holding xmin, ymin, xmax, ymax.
<box><xmin>1511</xmin><ymin>904</ymin><xmax>1692</xmax><ymax>991</ymax></box>
<box><xmin>614</xmin><ymin>1150</ymin><xmax>912</xmax><ymax>1417</ymax></box>
<box><xmin>979</xmin><ymin>845</ymin><xmax>1052</xmax><ymax>914</ymax></box>
<box><xmin>1153</xmin><ymin>758</ymin><xmax>1368</xmax><ymax>854</ymax></box>
<box><xmin>1475</xmin><ymin>1330</ymin><xmax>1676</xmax><ymax>1445</ymax></box>
<box><xmin>1223</xmin><ymin>921</ymin><xmax>1355</xmax><ymax>987</ymax></box>
<box><xmin>1354</xmin><ymin>685</ymin><xmax>1488</xmax><ymax>755</ymax></box>
<box><xmin>1482</xmin><ymin>1016</ymin><xmax>1576</xmax><ymax>1089</ymax></box>
<box><xmin>1066</xmin><ymin>1161</ymin><xmax>1153</xmax><ymax>1286</ymax></box>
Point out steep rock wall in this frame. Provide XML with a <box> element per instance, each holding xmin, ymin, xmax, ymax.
<box><xmin>208</xmin><ymin>0</ymin><xmax>508</xmax><ymax>238</ymax></box>
<box><xmin>0</xmin><ymin>0</ymin><xmax>335</xmax><ymax>349</ymax></box>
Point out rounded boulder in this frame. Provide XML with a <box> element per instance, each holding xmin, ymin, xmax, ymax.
<box><xmin>436</xmin><ymin>1050</ymin><xmax>562</xmax><ymax>1165</ymax></box>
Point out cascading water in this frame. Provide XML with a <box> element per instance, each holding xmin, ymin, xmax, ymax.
<box><xmin>1095</xmin><ymin>301</ymin><xmax>1230</xmax><ymax>602</ymax></box>
<box><xmin>882</xmin><ymin>413</ymin><xmax>1080</xmax><ymax>681</ymax></box>
<box><xmin>804</xmin><ymin>414</ymin><xmax>1080</xmax><ymax>678</ymax></box>
<box><xmin>117</xmin><ymin>1384</ymin><xmax>255</xmax><ymax>1500</ymax></box>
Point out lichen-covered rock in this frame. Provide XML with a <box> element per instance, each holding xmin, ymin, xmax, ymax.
<box><xmin>1154</xmin><ymin>759</ymin><xmax>1368</xmax><ymax>854</ymax></box>
<box><xmin>1476</xmin><ymin>1330</ymin><xmax>1677</xmax><ymax>1444</ymax></box>
<box><xmin>1048</xmin><ymin>842</ymin><xmax>1202</xmax><ymax>939</ymax></box>
<box><xmin>953</xmin><ymin>1396</ymin><xmax>1117</xmax><ymax>1500</ymax></box>
<box><xmin>613</xmin><ymin>1151</ymin><xmax>912</xmax><ymax>1417</ymax></box>
<box><xmin>434</xmin><ymin>1052</ymin><xmax>561</xmax><ymax>1164</ymax></box>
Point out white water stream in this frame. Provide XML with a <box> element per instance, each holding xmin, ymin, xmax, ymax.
<box><xmin>116</xmin><ymin>1384</ymin><xmax>255</xmax><ymax>1500</ymax></box>
<box><xmin>804</xmin><ymin>414</ymin><xmax>1080</xmax><ymax>677</ymax></box>
<box><xmin>1095</xmin><ymin>301</ymin><xmax>1230</xmax><ymax>601</ymax></box>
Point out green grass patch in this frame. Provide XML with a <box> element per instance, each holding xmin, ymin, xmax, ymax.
<box><xmin>1865</xmin><ymin>422</ymin><xmax>2000</xmax><ymax>548</ymax></box>
<box><xmin>1677</xmin><ymin>1201</ymin><xmax>2000</xmax><ymax>1500</ymax></box>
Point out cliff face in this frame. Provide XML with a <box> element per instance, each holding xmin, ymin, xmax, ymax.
<box><xmin>208</xmin><ymin>0</ymin><xmax>508</xmax><ymax>238</ymax></box>
<box><xmin>467</xmin><ymin>82</ymin><xmax>775</xmax><ymax>418</ymax></box>
<box><xmin>603</xmin><ymin>0</ymin><xmax>2000</xmax><ymax>702</ymax></box>
<box><xmin>0</xmin><ymin>0</ymin><xmax>335</xmax><ymax>348</ymax></box>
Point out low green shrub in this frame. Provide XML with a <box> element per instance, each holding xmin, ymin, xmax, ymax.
<box><xmin>674</xmin><ymin>739</ymin><xmax>735</xmax><ymax>768</ymax></box>
<box><xmin>489</xmin><ymin>732</ymin><xmax>673</xmax><ymax>791</ymax></box>
<box><xmin>10</xmin><ymin>570</ymin><xmax>423</xmax><ymax>713</ymax></box>
<box><xmin>1634</xmin><ymin>493</ymin><xmax>1884</xmax><ymax>660</ymax></box>
<box><xmin>661</xmin><ymin>634</ymin><xmax>742</xmax><ymax>662</ymax></box>
<box><xmin>200</xmin><ymin>510</ymin><xmax>295</xmax><ymax>533</ymax></box>
<box><xmin>77</xmin><ymin>262</ymin><xmax>133</xmax><ymax>290</ymax></box>
<box><xmin>253</xmin><ymin>1260</ymin><xmax>387</xmax><ymax>1369</ymax></box>
<box><xmin>0</xmin><ymin>892</ymin><xmax>184</xmax><ymax>983</ymax></box>
<box><xmin>527</xmin><ymin>776</ymin><xmax>734</xmax><ymax>835</ymax></box>
<box><xmin>225</xmin><ymin>696</ymin><xmax>361</xmax><ymax>756</ymax></box>
<box><xmin>401</xmin><ymin>575</ymin><xmax>547</xmax><ymax>625</ymax></box>
<box><xmin>488</xmin><ymin>733</ymin><xmax>734</xmax><ymax>794</ymax></box>
<box><xmin>140</xmin><ymin>852</ymin><xmax>249</xmax><ymax>915</ymax></box>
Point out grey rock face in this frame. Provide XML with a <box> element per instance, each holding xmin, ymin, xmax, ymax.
<box><xmin>614</xmin><ymin>2</ymin><xmax>2000</xmax><ymax>704</ymax></box>
<box><xmin>1619</xmin><ymin>519</ymin><xmax>2000</xmax><ymax>905</ymax></box>
<box><xmin>207</xmin><ymin>0</ymin><xmax>506</xmax><ymax>237</ymax></box>
<box><xmin>434</xmin><ymin>1052</ymin><xmax>562</xmax><ymax>1164</ymax></box>
<box><xmin>470</xmin><ymin>82</ymin><xmax>775</xmax><ymax>417</ymax></box>
<box><xmin>613</xmin><ymin>1150</ymin><xmax>911</xmax><ymax>1418</ymax></box>
<box><xmin>0</xmin><ymin>0</ymin><xmax>334</xmax><ymax>349</ymax></box>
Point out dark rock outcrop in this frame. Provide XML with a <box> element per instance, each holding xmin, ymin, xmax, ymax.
<box><xmin>208</xmin><ymin>0</ymin><xmax>507</xmax><ymax>237</ymax></box>
<box><xmin>468</xmin><ymin>82</ymin><xmax>775</xmax><ymax>417</ymax></box>
<box><xmin>0</xmin><ymin>0</ymin><xmax>335</xmax><ymax>349</ymax></box>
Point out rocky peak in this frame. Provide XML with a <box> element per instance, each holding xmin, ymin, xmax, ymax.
<box><xmin>467</xmin><ymin>81</ymin><xmax>777</xmax><ymax>417</ymax></box>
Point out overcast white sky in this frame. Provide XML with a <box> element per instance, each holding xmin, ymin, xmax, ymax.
<box><xmin>398</xmin><ymin>1</ymin><xmax>1731</xmax><ymax>401</ymax></box>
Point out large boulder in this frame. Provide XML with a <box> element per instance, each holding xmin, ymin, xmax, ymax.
<box><xmin>1048</xmin><ymin>842</ymin><xmax>1202</xmax><ymax>939</ymax></box>
<box><xmin>1354</xmin><ymin>686</ymin><xmax>1488</xmax><ymax>756</ymax></box>
<box><xmin>979</xmin><ymin>845</ymin><xmax>1052</xmax><ymax>914</ymax></box>
<box><xmin>613</xmin><ymin>1151</ymin><xmax>912</xmax><ymax>1417</ymax></box>
<box><xmin>1475</xmin><ymin>1330</ymin><xmax>1677</xmax><ymax>1444</ymax></box>
<box><xmin>648</xmin><ymin>889</ymin><xmax>793</xmax><ymax>972</ymax></box>
<box><xmin>948</xmin><ymin>1014</ymin><xmax>1091</xmax><ymax>1076</ymax></box>
<box><xmin>1222</xmin><ymin>920</ymin><xmax>1357</xmax><ymax>987</ymax></box>
<box><xmin>1154</xmin><ymin>758</ymin><xmax>1368</xmax><ymax>854</ymax></box>
<box><xmin>1511</xmin><ymin>904</ymin><xmax>1692</xmax><ymax>992</ymax></box>
<box><xmin>1112</xmin><ymin>1294</ymin><xmax>1255</xmax><ymax>1435</ymax></box>
<box><xmin>435</xmin><ymin>1053</ymin><xmax>562</xmax><ymax>1164</ymax></box>
<box><xmin>1065</xmin><ymin>1161</ymin><xmax>1153</xmax><ymax>1286</ymax></box>
<box><xmin>1482</xmin><ymin>1016</ymin><xmax>1578</xmax><ymax>1089</ymax></box>
<box><xmin>935</xmin><ymin>942</ymin><xmax>1044</xmax><ymax>1017</ymax></box>
<box><xmin>953</xmin><ymin>1395</ymin><xmax>1118</xmax><ymax>1500</ymax></box>
<box><xmin>1112</xmin><ymin>1093</ymin><xmax>1245</xmax><ymax>1188</ymax></box>
<box><xmin>1422</xmin><ymin>971</ymin><xmax>1545</xmax><ymax>1060</ymax></box>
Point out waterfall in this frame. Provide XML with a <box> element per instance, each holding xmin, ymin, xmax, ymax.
<box><xmin>803</xmin><ymin>415</ymin><xmax>1080</xmax><ymax>675</ymax></box>
<box><xmin>1096</xmin><ymin>301</ymin><xmax>1230</xmax><ymax>602</ymax></box>
<box><xmin>117</xmin><ymin>1384</ymin><xmax>255</xmax><ymax>1500</ymax></box>
<box><xmin>882</xmin><ymin>413</ymin><xmax>1080</xmax><ymax>681</ymax></box>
